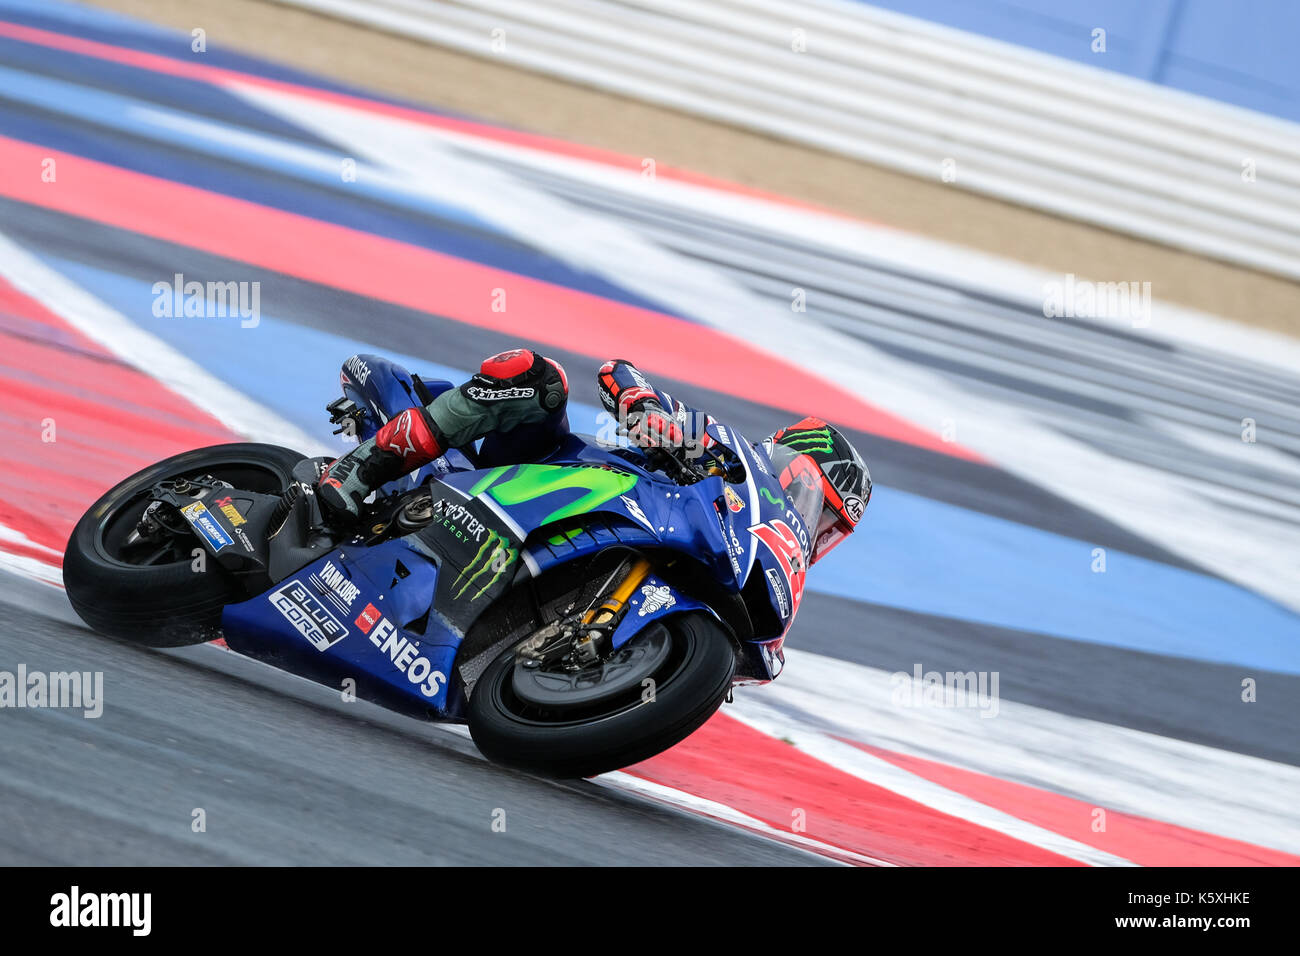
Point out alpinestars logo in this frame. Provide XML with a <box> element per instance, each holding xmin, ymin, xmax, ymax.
<box><xmin>452</xmin><ymin>530</ymin><xmax>517</xmax><ymax>601</ymax></box>
<box><xmin>467</xmin><ymin>385</ymin><xmax>535</xmax><ymax>401</ymax></box>
<box><xmin>383</xmin><ymin>409</ymin><xmax>418</xmax><ymax>458</ymax></box>
<box><xmin>638</xmin><ymin>583</ymin><xmax>676</xmax><ymax>617</ymax></box>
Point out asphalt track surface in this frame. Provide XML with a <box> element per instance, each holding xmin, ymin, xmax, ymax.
<box><xmin>2</xmin><ymin>0</ymin><xmax>1298</xmax><ymax>867</ymax></box>
<box><xmin>0</xmin><ymin>572</ymin><xmax>821</xmax><ymax>866</ymax></box>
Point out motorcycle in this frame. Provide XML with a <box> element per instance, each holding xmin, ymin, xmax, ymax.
<box><xmin>63</xmin><ymin>355</ymin><xmax>811</xmax><ymax>777</ymax></box>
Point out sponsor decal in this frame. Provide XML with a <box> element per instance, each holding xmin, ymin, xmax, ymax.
<box><xmin>382</xmin><ymin>408</ymin><xmax>419</xmax><ymax>458</ymax></box>
<box><xmin>472</xmin><ymin>463</ymin><xmax>638</xmax><ymax>524</ymax></box>
<box><xmin>714</xmin><ymin>424</ymin><xmax>731</xmax><ymax>446</ymax></box>
<box><xmin>366</xmin><ymin>616</ymin><xmax>447</xmax><ymax>698</ymax></box>
<box><xmin>213</xmin><ymin>495</ymin><xmax>246</xmax><ymax>527</ymax></box>
<box><xmin>785</xmin><ymin>508</ymin><xmax>811</xmax><ymax>558</ymax></box>
<box><xmin>180</xmin><ymin>501</ymin><xmax>232</xmax><ymax>552</ymax></box>
<box><xmin>759</xmin><ymin>486</ymin><xmax>784</xmax><ymax>509</ymax></box>
<box><xmin>749</xmin><ymin>519</ymin><xmax>807</xmax><ymax>620</ymax></box>
<box><xmin>466</xmin><ymin>385</ymin><xmax>535</xmax><ymax>401</ymax></box>
<box><xmin>765</xmin><ymin>568</ymin><xmax>791</xmax><ymax>619</ymax></box>
<box><xmin>233</xmin><ymin>528</ymin><xmax>257</xmax><ymax>553</ymax></box>
<box><xmin>724</xmin><ymin>486</ymin><xmax>746</xmax><ymax>513</ymax></box>
<box><xmin>452</xmin><ymin>530</ymin><xmax>518</xmax><ymax>601</ymax></box>
<box><xmin>269</xmin><ymin>580</ymin><xmax>348</xmax><ymax>651</ymax></box>
<box><xmin>843</xmin><ymin>494</ymin><xmax>865</xmax><ymax>523</ymax></box>
<box><xmin>713</xmin><ymin>504</ymin><xmax>744</xmax><ymax>576</ymax></box>
<box><xmin>637</xmin><ymin>583</ymin><xmax>676</xmax><ymax>617</ymax></box>
<box><xmin>354</xmin><ymin>603</ymin><xmax>381</xmax><ymax>634</ymax></box>
<box><xmin>779</xmin><ymin>426</ymin><xmax>834</xmax><ymax>455</ymax></box>
<box><xmin>434</xmin><ymin>499</ymin><xmax>488</xmax><ymax>543</ymax></box>
<box><xmin>620</xmin><ymin>494</ymin><xmax>655</xmax><ymax>533</ymax></box>
<box><xmin>311</xmin><ymin>560</ymin><xmax>361</xmax><ymax>614</ymax></box>
<box><xmin>344</xmin><ymin>354</ymin><xmax>371</xmax><ymax>385</ymax></box>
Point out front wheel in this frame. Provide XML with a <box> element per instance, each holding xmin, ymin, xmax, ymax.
<box><xmin>467</xmin><ymin>612</ymin><xmax>736</xmax><ymax>778</ymax></box>
<box><xmin>63</xmin><ymin>442</ymin><xmax>307</xmax><ymax>647</ymax></box>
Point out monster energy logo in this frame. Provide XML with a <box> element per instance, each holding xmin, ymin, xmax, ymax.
<box><xmin>452</xmin><ymin>530</ymin><xmax>518</xmax><ymax>601</ymax></box>
<box><xmin>780</xmin><ymin>427</ymin><xmax>834</xmax><ymax>455</ymax></box>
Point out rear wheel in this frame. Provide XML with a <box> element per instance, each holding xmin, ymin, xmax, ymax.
<box><xmin>63</xmin><ymin>443</ymin><xmax>306</xmax><ymax>646</ymax></box>
<box><xmin>468</xmin><ymin>611</ymin><xmax>736</xmax><ymax>778</ymax></box>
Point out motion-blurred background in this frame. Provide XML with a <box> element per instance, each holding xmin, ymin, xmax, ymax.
<box><xmin>1</xmin><ymin>0</ymin><xmax>1297</xmax><ymax>865</ymax></box>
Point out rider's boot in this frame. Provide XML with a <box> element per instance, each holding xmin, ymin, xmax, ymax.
<box><xmin>319</xmin><ymin>349</ymin><xmax>568</xmax><ymax>518</ymax></box>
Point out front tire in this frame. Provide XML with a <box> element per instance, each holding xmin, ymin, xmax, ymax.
<box><xmin>467</xmin><ymin>612</ymin><xmax>736</xmax><ymax>778</ymax></box>
<box><xmin>63</xmin><ymin>442</ymin><xmax>307</xmax><ymax>646</ymax></box>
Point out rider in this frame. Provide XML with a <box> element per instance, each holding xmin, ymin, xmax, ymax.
<box><xmin>318</xmin><ymin>349</ymin><xmax>871</xmax><ymax>565</ymax></box>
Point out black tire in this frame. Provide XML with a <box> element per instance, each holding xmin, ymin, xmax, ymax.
<box><xmin>63</xmin><ymin>442</ymin><xmax>307</xmax><ymax>647</ymax></box>
<box><xmin>467</xmin><ymin>612</ymin><xmax>736</xmax><ymax>778</ymax></box>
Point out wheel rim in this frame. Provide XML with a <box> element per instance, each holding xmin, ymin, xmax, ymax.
<box><xmin>489</xmin><ymin>624</ymin><xmax>695</xmax><ymax>727</ymax></box>
<box><xmin>511</xmin><ymin>625</ymin><xmax>673</xmax><ymax>710</ymax></box>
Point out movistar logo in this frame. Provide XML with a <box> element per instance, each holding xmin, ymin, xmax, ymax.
<box><xmin>780</xmin><ymin>427</ymin><xmax>834</xmax><ymax>455</ymax></box>
<box><xmin>469</xmin><ymin>464</ymin><xmax>638</xmax><ymax>524</ymax></box>
<box><xmin>452</xmin><ymin>530</ymin><xmax>517</xmax><ymax>601</ymax></box>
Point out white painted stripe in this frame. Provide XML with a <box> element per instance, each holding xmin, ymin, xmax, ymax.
<box><xmin>597</xmin><ymin>771</ymin><xmax>890</xmax><ymax>866</ymax></box>
<box><xmin>738</xmin><ymin>648</ymin><xmax>1300</xmax><ymax>855</ymax></box>
<box><xmin>0</xmin><ymin>524</ymin><xmax>61</xmax><ymax>557</ymax></box>
<box><xmin>726</xmin><ymin>707</ymin><xmax>1136</xmax><ymax>867</ymax></box>
<box><xmin>0</xmin><ymin>231</ymin><xmax>329</xmax><ymax>457</ymax></box>
<box><xmin>0</xmin><ymin>549</ymin><xmax>63</xmax><ymax>588</ymax></box>
<box><xmin>417</xmin><ymin>705</ymin><xmax>877</xmax><ymax>863</ymax></box>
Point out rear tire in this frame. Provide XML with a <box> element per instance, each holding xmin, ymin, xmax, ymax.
<box><xmin>467</xmin><ymin>612</ymin><xmax>736</xmax><ymax>778</ymax></box>
<box><xmin>63</xmin><ymin>443</ymin><xmax>307</xmax><ymax>646</ymax></box>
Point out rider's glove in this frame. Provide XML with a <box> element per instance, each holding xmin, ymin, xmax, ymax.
<box><xmin>626</xmin><ymin>401</ymin><xmax>686</xmax><ymax>452</ymax></box>
<box><xmin>598</xmin><ymin>359</ymin><xmax>686</xmax><ymax>454</ymax></box>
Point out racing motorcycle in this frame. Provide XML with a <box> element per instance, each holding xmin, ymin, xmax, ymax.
<box><xmin>63</xmin><ymin>355</ymin><xmax>812</xmax><ymax>778</ymax></box>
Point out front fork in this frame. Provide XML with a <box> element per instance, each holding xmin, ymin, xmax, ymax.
<box><xmin>571</xmin><ymin>556</ymin><xmax>654</xmax><ymax>663</ymax></box>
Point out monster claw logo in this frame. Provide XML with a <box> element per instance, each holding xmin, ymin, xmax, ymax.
<box><xmin>778</xmin><ymin>426</ymin><xmax>834</xmax><ymax>455</ymax></box>
<box><xmin>452</xmin><ymin>530</ymin><xmax>518</xmax><ymax>601</ymax></box>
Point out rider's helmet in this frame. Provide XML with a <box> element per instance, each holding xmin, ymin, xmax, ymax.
<box><xmin>766</xmin><ymin>417</ymin><xmax>871</xmax><ymax>565</ymax></box>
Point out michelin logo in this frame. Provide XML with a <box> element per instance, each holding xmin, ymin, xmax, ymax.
<box><xmin>638</xmin><ymin>584</ymin><xmax>676</xmax><ymax>617</ymax></box>
<box><xmin>180</xmin><ymin>501</ymin><xmax>232</xmax><ymax>551</ymax></box>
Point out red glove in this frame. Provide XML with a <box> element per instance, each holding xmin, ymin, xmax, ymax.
<box><xmin>626</xmin><ymin>402</ymin><xmax>685</xmax><ymax>451</ymax></box>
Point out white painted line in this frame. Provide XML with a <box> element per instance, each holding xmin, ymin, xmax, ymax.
<box><xmin>740</xmin><ymin>648</ymin><xmax>1300</xmax><ymax>855</ymax></box>
<box><xmin>0</xmin><ymin>231</ymin><xmax>329</xmax><ymax>456</ymax></box>
<box><xmin>598</xmin><ymin>770</ymin><xmax>892</xmax><ymax>866</ymax></box>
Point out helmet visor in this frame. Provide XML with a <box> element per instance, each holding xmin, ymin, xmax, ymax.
<box><xmin>812</xmin><ymin>505</ymin><xmax>853</xmax><ymax>563</ymax></box>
